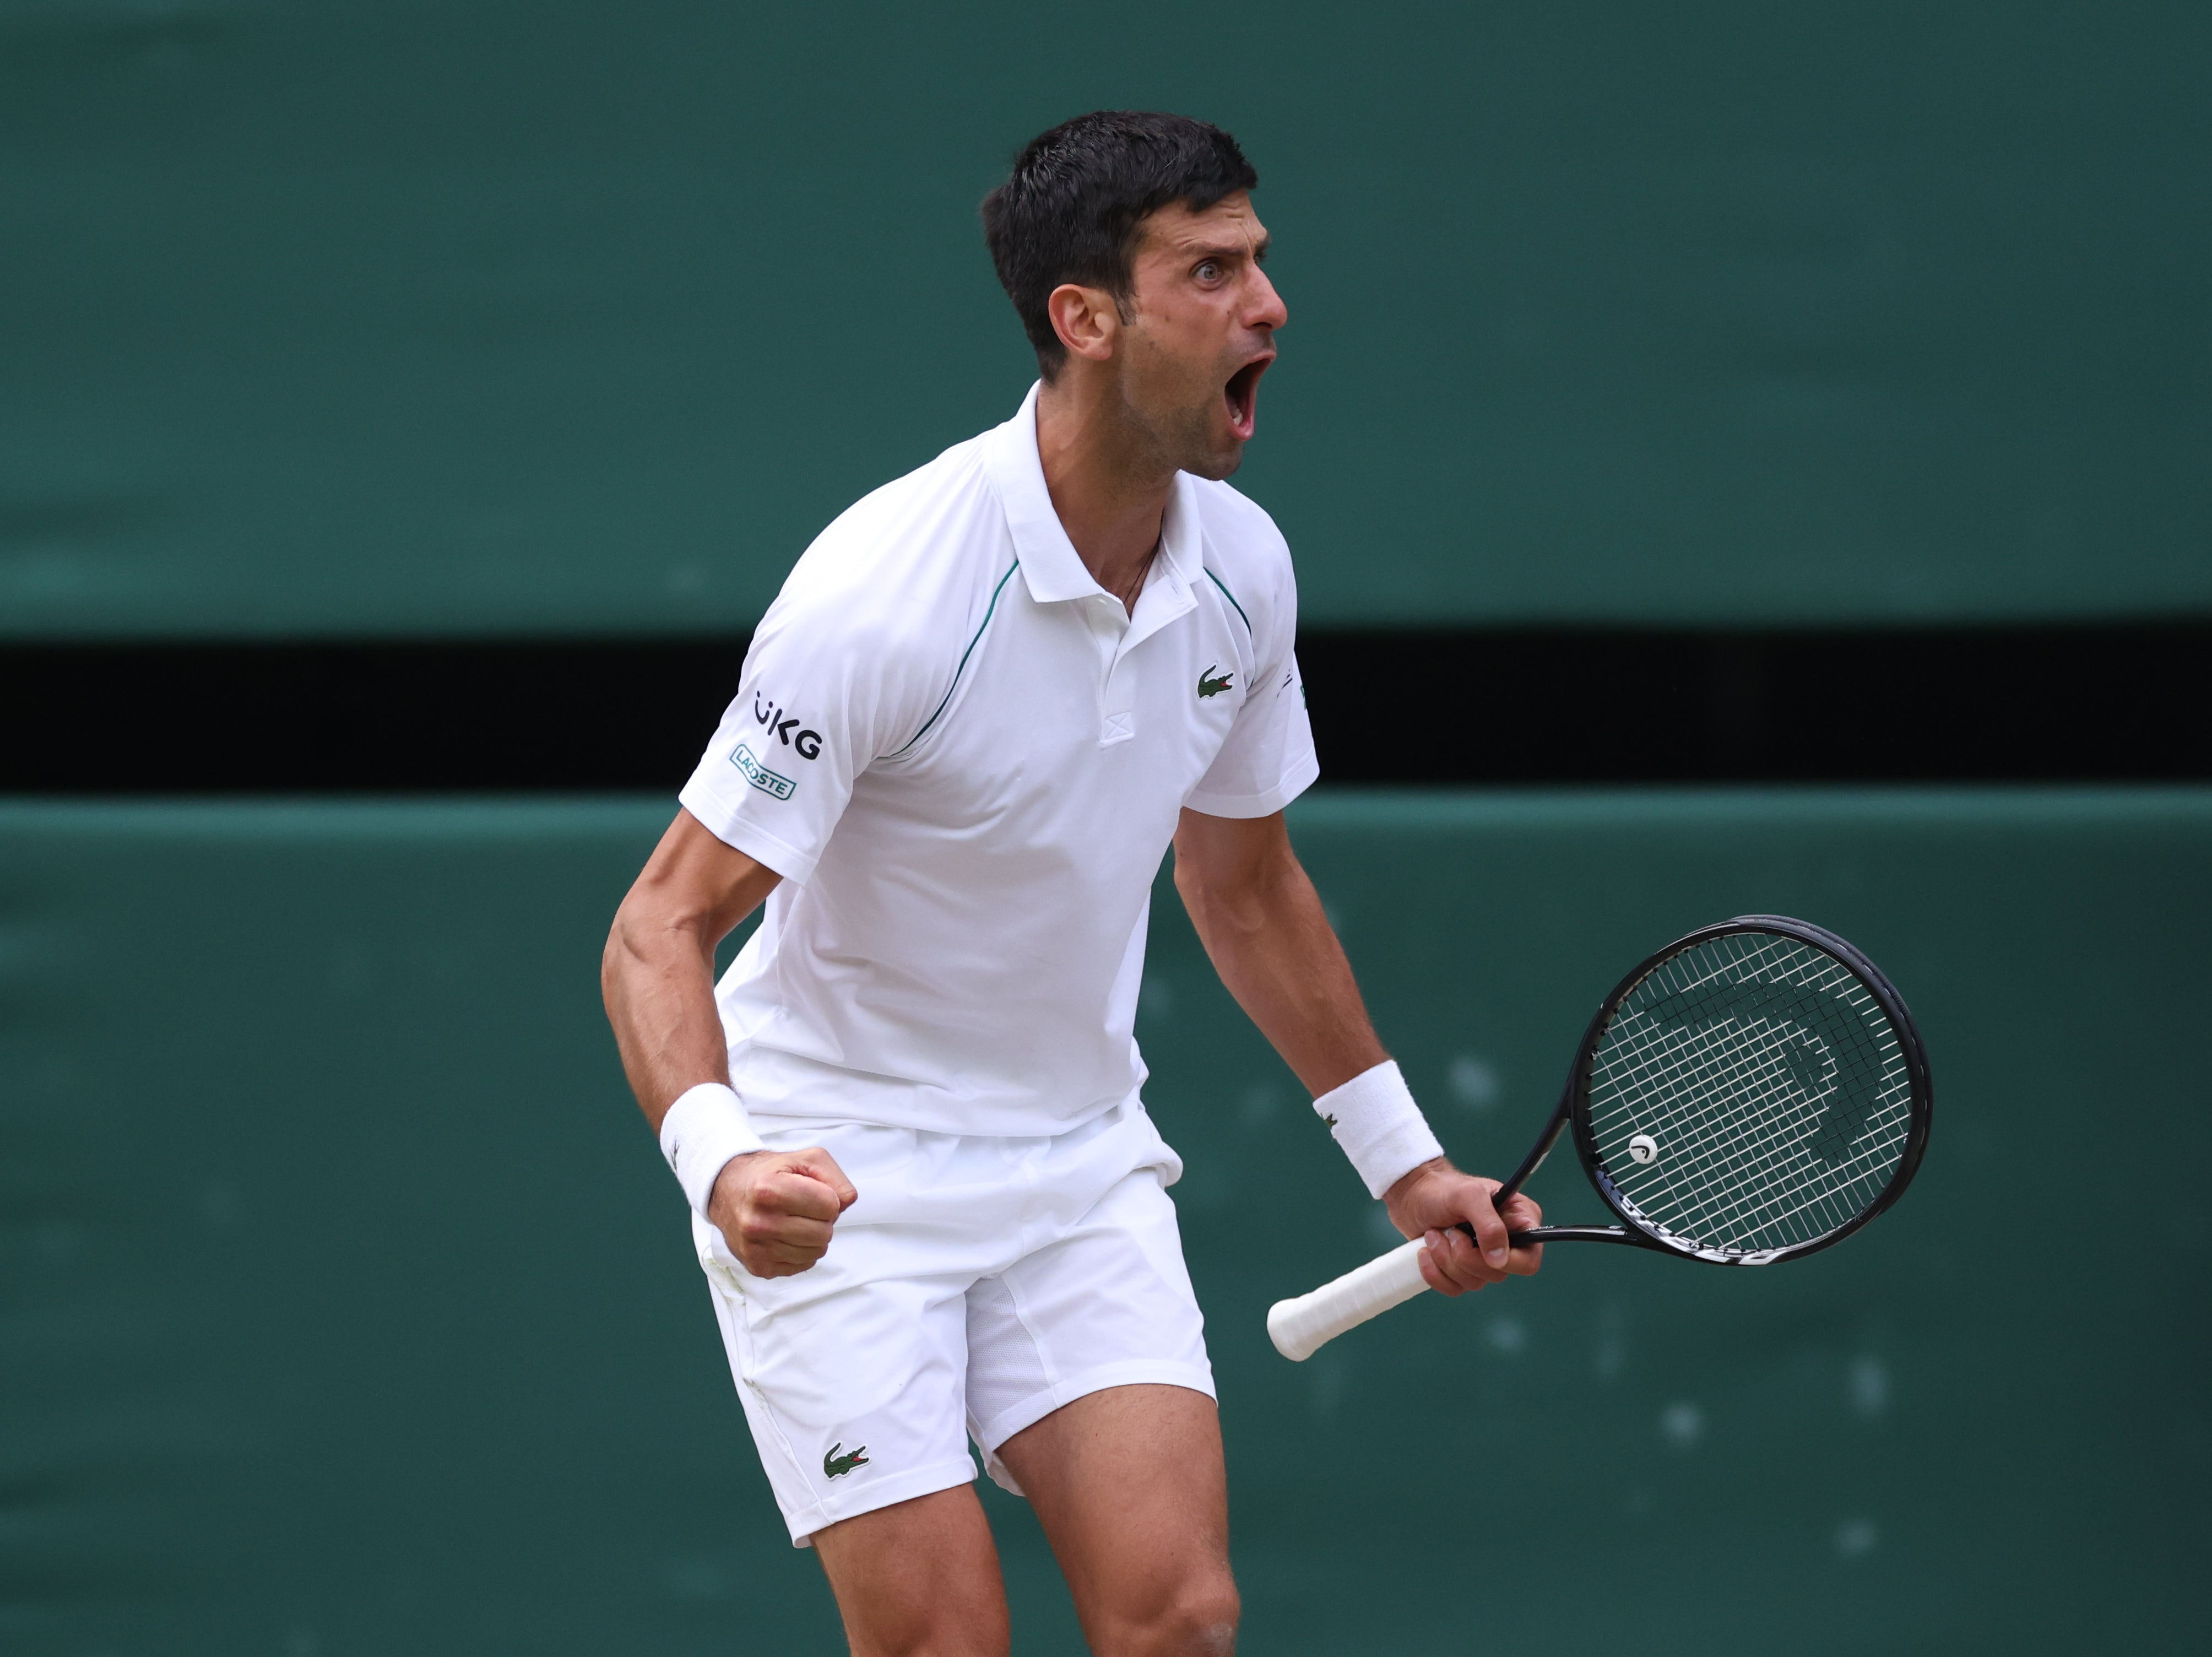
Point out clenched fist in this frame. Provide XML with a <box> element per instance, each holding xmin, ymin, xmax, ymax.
<box><xmin>708</xmin><ymin>1147</ymin><xmax>858</xmax><ymax>1277</ymax></box>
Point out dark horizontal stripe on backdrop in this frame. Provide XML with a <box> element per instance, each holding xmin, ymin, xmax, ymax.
<box><xmin>5</xmin><ymin>622</ymin><xmax>2209</xmax><ymax>792</ymax></box>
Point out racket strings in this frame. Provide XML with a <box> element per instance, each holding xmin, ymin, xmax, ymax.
<box><xmin>1602</xmin><ymin>943</ymin><xmax>1910</xmax><ymax>1250</ymax></box>
<box><xmin>1611</xmin><ymin>949</ymin><xmax>1910</xmax><ymax>1248</ymax></box>
<box><xmin>1584</xmin><ymin>932</ymin><xmax>1913</xmax><ymax>1257</ymax></box>
<box><xmin>1613</xmin><ymin>1004</ymin><xmax>1905</xmax><ymax>1234</ymax></box>
<box><xmin>1598</xmin><ymin>1024</ymin><xmax>1883</xmax><ymax>1249</ymax></box>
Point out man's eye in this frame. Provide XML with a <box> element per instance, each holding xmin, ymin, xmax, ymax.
<box><xmin>1195</xmin><ymin>260</ymin><xmax>1222</xmax><ymax>281</ymax></box>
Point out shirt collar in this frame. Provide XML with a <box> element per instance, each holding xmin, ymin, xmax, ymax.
<box><xmin>985</xmin><ymin>382</ymin><xmax>1203</xmax><ymax>608</ymax></box>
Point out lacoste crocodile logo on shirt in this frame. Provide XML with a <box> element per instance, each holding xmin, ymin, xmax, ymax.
<box><xmin>823</xmin><ymin>1442</ymin><xmax>870</xmax><ymax>1479</ymax></box>
<box><xmin>1197</xmin><ymin>665</ymin><xmax>1234</xmax><ymax>699</ymax></box>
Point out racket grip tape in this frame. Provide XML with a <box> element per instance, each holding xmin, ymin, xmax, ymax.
<box><xmin>1266</xmin><ymin>1238</ymin><xmax>1432</xmax><ymax>1361</ymax></box>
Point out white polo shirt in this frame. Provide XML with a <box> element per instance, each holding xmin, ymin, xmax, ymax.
<box><xmin>678</xmin><ymin>384</ymin><xmax>1319</xmax><ymax>1136</ymax></box>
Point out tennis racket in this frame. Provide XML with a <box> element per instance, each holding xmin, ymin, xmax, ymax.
<box><xmin>1267</xmin><ymin>916</ymin><xmax>1932</xmax><ymax>1361</ymax></box>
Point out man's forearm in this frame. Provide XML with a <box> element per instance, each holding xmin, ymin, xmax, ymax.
<box><xmin>601</xmin><ymin>811</ymin><xmax>782</xmax><ymax>1131</ymax></box>
<box><xmin>601</xmin><ymin>903</ymin><xmax>734</xmax><ymax>1131</ymax></box>
<box><xmin>1172</xmin><ymin>830</ymin><xmax>1388</xmax><ymax>1097</ymax></box>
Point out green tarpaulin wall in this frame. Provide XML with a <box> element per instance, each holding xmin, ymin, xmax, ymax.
<box><xmin>6</xmin><ymin>1</ymin><xmax>2209</xmax><ymax>638</ymax></box>
<box><xmin>5</xmin><ymin>792</ymin><xmax>2206</xmax><ymax>1653</ymax></box>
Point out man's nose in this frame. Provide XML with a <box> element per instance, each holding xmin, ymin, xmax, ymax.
<box><xmin>1248</xmin><ymin>268</ymin><xmax>1288</xmax><ymax>331</ymax></box>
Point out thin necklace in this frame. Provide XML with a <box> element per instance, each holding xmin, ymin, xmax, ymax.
<box><xmin>1115</xmin><ymin>544</ymin><xmax>1160</xmax><ymax>614</ymax></box>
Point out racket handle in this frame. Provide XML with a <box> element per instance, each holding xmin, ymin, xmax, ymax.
<box><xmin>1266</xmin><ymin>1238</ymin><xmax>1431</xmax><ymax>1361</ymax></box>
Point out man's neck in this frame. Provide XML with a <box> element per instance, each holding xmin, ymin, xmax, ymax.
<box><xmin>1034</xmin><ymin>373</ymin><xmax>1177</xmax><ymax>613</ymax></box>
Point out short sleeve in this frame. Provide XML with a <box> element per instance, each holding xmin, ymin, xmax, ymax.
<box><xmin>1184</xmin><ymin>568</ymin><xmax>1320</xmax><ymax>820</ymax></box>
<box><xmin>677</xmin><ymin>592</ymin><xmax>920</xmax><ymax>884</ymax></box>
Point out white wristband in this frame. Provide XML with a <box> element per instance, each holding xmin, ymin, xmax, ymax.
<box><xmin>659</xmin><ymin>1082</ymin><xmax>768</xmax><ymax>1216</ymax></box>
<box><xmin>1313</xmin><ymin>1060</ymin><xmax>1445</xmax><ymax>1199</ymax></box>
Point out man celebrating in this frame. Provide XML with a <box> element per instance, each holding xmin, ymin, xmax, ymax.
<box><xmin>603</xmin><ymin>111</ymin><xmax>1542</xmax><ymax>1656</ymax></box>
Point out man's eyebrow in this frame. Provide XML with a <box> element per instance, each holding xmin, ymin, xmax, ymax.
<box><xmin>1177</xmin><ymin>232</ymin><xmax>1271</xmax><ymax>262</ymax></box>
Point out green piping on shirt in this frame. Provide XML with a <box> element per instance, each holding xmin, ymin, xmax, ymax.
<box><xmin>1205</xmin><ymin>568</ymin><xmax>1253</xmax><ymax>636</ymax></box>
<box><xmin>887</xmin><ymin>561</ymin><xmax>1020</xmax><ymax>758</ymax></box>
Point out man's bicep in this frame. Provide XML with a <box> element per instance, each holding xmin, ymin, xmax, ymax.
<box><xmin>631</xmin><ymin>808</ymin><xmax>784</xmax><ymax>940</ymax></box>
<box><xmin>1173</xmin><ymin>806</ymin><xmax>1294</xmax><ymax>898</ymax></box>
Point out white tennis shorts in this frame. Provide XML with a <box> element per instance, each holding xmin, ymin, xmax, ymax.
<box><xmin>688</xmin><ymin>1099</ymin><xmax>1215</xmax><ymax>1546</ymax></box>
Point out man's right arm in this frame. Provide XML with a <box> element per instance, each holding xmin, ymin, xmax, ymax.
<box><xmin>601</xmin><ymin>807</ymin><xmax>855</xmax><ymax>1276</ymax></box>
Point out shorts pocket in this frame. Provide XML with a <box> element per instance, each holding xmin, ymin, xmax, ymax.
<box><xmin>1129</xmin><ymin>1104</ymin><xmax>1185</xmax><ymax>1189</ymax></box>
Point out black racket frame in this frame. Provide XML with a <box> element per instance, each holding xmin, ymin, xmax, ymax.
<box><xmin>1462</xmin><ymin>914</ymin><xmax>1933</xmax><ymax>1265</ymax></box>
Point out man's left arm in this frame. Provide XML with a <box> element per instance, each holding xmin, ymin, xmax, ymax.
<box><xmin>1170</xmin><ymin>807</ymin><xmax>1543</xmax><ymax>1296</ymax></box>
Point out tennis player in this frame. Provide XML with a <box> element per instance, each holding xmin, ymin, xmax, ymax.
<box><xmin>603</xmin><ymin>111</ymin><xmax>1542</xmax><ymax>1656</ymax></box>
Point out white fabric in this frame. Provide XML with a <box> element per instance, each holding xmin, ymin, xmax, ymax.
<box><xmin>658</xmin><ymin>1082</ymin><xmax>767</xmax><ymax>1216</ymax></box>
<box><xmin>679</xmin><ymin>383</ymin><xmax>1319</xmax><ymax>1138</ymax></box>
<box><xmin>1311</xmin><ymin>1059</ymin><xmax>1445</xmax><ymax>1199</ymax></box>
<box><xmin>691</xmin><ymin>1102</ymin><xmax>1212</xmax><ymax>1546</ymax></box>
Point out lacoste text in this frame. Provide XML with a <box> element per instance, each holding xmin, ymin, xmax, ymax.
<box><xmin>731</xmin><ymin>743</ymin><xmax>796</xmax><ymax>800</ymax></box>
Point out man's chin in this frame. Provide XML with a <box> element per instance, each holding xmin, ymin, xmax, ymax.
<box><xmin>1138</xmin><ymin>395</ymin><xmax>1250</xmax><ymax>480</ymax></box>
<box><xmin>1181</xmin><ymin>431</ymin><xmax>1248</xmax><ymax>482</ymax></box>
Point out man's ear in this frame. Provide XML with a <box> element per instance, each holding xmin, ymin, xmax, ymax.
<box><xmin>1047</xmin><ymin>282</ymin><xmax>1120</xmax><ymax>365</ymax></box>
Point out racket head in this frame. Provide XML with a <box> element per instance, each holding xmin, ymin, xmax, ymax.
<box><xmin>1563</xmin><ymin>916</ymin><xmax>1932</xmax><ymax>1265</ymax></box>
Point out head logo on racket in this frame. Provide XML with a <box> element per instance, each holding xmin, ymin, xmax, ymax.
<box><xmin>1622</xmin><ymin>972</ymin><xmax>1882</xmax><ymax>1166</ymax></box>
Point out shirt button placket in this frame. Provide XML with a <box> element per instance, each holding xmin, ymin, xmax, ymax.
<box><xmin>1094</xmin><ymin>597</ymin><xmax>1135</xmax><ymax>745</ymax></box>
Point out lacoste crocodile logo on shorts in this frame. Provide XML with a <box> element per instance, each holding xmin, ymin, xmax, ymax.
<box><xmin>823</xmin><ymin>1442</ymin><xmax>870</xmax><ymax>1479</ymax></box>
<box><xmin>730</xmin><ymin>741</ymin><xmax>796</xmax><ymax>800</ymax></box>
<box><xmin>1197</xmin><ymin>664</ymin><xmax>1234</xmax><ymax>699</ymax></box>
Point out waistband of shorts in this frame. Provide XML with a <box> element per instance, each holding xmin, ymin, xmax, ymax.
<box><xmin>730</xmin><ymin>1042</ymin><xmax>1150</xmax><ymax>1140</ymax></box>
<box><xmin>746</xmin><ymin>1091</ymin><xmax>1146</xmax><ymax>1149</ymax></box>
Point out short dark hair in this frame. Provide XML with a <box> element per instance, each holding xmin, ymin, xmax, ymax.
<box><xmin>981</xmin><ymin>111</ymin><xmax>1259</xmax><ymax>378</ymax></box>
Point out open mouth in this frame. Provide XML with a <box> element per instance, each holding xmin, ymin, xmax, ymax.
<box><xmin>1223</xmin><ymin>355</ymin><xmax>1271</xmax><ymax>441</ymax></box>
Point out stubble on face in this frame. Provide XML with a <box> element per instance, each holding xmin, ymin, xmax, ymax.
<box><xmin>1112</xmin><ymin>193</ymin><xmax>1283</xmax><ymax>483</ymax></box>
<box><xmin>1113</xmin><ymin>354</ymin><xmax>1233</xmax><ymax>481</ymax></box>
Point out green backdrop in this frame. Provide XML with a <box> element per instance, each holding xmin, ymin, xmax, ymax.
<box><xmin>5</xmin><ymin>791</ymin><xmax>2206</xmax><ymax>1653</ymax></box>
<box><xmin>6</xmin><ymin>1</ymin><xmax>2208</xmax><ymax>638</ymax></box>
